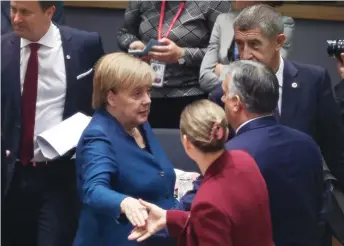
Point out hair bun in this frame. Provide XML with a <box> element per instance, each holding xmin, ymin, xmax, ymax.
<box><xmin>210</xmin><ymin>121</ymin><xmax>224</xmax><ymax>142</ymax></box>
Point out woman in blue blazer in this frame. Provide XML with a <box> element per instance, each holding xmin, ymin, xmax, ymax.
<box><xmin>73</xmin><ymin>53</ymin><xmax>176</xmax><ymax>246</ymax></box>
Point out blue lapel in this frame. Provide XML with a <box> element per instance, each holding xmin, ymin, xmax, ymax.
<box><xmin>280</xmin><ymin>59</ymin><xmax>300</xmax><ymax>123</ymax></box>
<box><xmin>236</xmin><ymin>116</ymin><xmax>277</xmax><ymax>136</ymax></box>
<box><xmin>59</xmin><ymin>26</ymin><xmax>79</xmax><ymax>119</ymax></box>
<box><xmin>97</xmin><ymin>109</ymin><xmax>163</xmax><ymax>168</ymax></box>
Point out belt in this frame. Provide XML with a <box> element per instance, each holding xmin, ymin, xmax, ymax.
<box><xmin>17</xmin><ymin>156</ymin><xmax>73</xmax><ymax>167</ymax></box>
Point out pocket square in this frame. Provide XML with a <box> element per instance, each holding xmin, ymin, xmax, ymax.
<box><xmin>76</xmin><ymin>68</ymin><xmax>93</xmax><ymax>80</ymax></box>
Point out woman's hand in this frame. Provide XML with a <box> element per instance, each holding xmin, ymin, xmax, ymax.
<box><xmin>215</xmin><ymin>63</ymin><xmax>224</xmax><ymax>77</ymax></box>
<box><xmin>337</xmin><ymin>53</ymin><xmax>344</xmax><ymax>79</ymax></box>
<box><xmin>129</xmin><ymin>41</ymin><xmax>145</xmax><ymax>51</ymax></box>
<box><xmin>148</xmin><ymin>38</ymin><xmax>184</xmax><ymax>63</ymax></box>
<box><xmin>120</xmin><ymin>197</ymin><xmax>148</xmax><ymax>227</ymax></box>
<box><xmin>128</xmin><ymin>199</ymin><xmax>167</xmax><ymax>242</ymax></box>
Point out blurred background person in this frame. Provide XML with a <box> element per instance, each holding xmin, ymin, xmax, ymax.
<box><xmin>223</xmin><ymin>60</ymin><xmax>326</xmax><ymax>246</ymax></box>
<box><xmin>73</xmin><ymin>53</ymin><xmax>176</xmax><ymax>246</ymax></box>
<box><xmin>1</xmin><ymin>1</ymin><xmax>104</xmax><ymax>245</ymax></box>
<box><xmin>117</xmin><ymin>1</ymin><xmax>231</xmax><ymax>128</ymax></box>
<box><xmin>129</xmin><ymin>99</ymin><xmax>273</xmax><ymax>246</ymax></box>
<box><xmin>199</xmin><ymin>1</ymin><xmax>294</xmax><ymax>93</ymax></box>
<box><xmin>335</xmin><ymin>52</ymin><xmax>344</xmax><ymax>124</ymax></box>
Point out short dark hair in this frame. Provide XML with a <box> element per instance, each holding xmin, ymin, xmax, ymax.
<box><xmin>38</xmin><ymin>1</ymin><xmax>58</xmax><ymax>12</ymax></box>
<box><xmin>226</xmin><ymin>60</ymin><xmax>279</xmax><ymax>115</ymax></box>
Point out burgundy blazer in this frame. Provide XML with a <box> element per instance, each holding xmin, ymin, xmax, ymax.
<box><xmin>167</xmin><ymin>150</ymin><xmax>274</xmax><ymax>246</ymax></box>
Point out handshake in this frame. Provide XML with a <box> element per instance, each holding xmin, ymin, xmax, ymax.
<box><xmin>120</xmin><ymin>197</ymin><xmax>167</xmax><ymax>242</ymax></box>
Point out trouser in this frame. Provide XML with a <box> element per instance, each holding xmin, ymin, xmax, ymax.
<box><xmin>2</xmin><ymin>160</ymin><xmax>79</xmax><ymax>246</ymax></box>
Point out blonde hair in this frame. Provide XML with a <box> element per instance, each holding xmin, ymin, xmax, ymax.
<box><xmin>92</xmin><ymin>52</ymin><xmax>154</xmax><ymax>109</ymax></box>
<box><xmin>180</xmin><ymin>99</ymin><xmax>228</xmax><ymax>153</ymax></box>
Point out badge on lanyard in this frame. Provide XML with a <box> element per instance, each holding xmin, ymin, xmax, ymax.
<box><xmin>151</xmin><ymin>0</ymin><xmax>185</xmax><ymax>88</ymax></box>
<box><xmin>151</xmin><ymin>61</ymin><xmax>166</xmax><ymax>88</ymax></box>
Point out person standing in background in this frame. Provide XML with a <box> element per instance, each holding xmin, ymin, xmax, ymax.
<box><xmin>335</xmin><ymin>52</ymin><xmax>344</xmax><ymax>124</ymax></box>
<box><xmin>117</xmin><ymin>1</ymin><xmax>231</xmax><ymax>128</ymax></box>
<box><xmin>199</xmin><ymin>0</ymin><xmax>295</xmax><ymax>93</ymax></box>
<box><xmin>1</xmin><ymin>1</ymin><xmax>104</xmax><ymax>245</ymax></box>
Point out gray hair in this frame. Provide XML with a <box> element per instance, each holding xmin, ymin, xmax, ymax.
<box><xmin>226</xmin><ymin>60</ymin><xmax>279</xmax><ymax>114</ymax></box>
<box><xmin>233</xmin><ymin>4</ymin><xmax>284</xmax><ymax>39</ymax></box>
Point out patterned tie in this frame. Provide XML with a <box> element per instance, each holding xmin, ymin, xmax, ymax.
<box><xmin>20</xmin><ymin>43</ymin><xmax>40</xmax><ymax>165</ymax></box>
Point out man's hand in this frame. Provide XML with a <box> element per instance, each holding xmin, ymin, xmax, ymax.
<box><xmin>148</xmin><ymin>38</ymin><xmax>184</xmax><ymax>63</ymax></box>
<box><xmin>128</xmin><ymin>199</ymin><xmax>167</xmax><ymax>242</ymax></box>
<box><xmin>337</xmin><ymin>53</ymin><xmax>344</xmax><ymax>79</ymax></box>
<box><xmin>120</xmin><ymin>197</ymin><xmax>148</xmax><ymax>227</ymax></box>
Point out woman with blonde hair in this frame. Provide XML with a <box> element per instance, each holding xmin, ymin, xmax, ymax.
<box><xmin>129</xmin><ymin>99</ymin><xmax>274</xmax><ymax>246</ymax></box>
<box><xmin>73</xmin><ymin>53</ymin><xmax>176</xmax><ymax>246</ymax></box>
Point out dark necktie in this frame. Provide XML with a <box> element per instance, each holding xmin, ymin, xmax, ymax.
<box><xmin>20</xmin><ymin>43</ymin><xmax>40</xmax><ymax>165</ymax></box>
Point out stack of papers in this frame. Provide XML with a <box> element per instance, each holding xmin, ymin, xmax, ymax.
<box><xmin>36</xmin><ymin>113</ymin><xmax>91</xmax><ymax>160</ymax></box>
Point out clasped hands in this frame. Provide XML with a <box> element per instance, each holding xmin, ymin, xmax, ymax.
<box><xmin>129</xmin><ymin>38</ymin><xmax>184</xmax><ymax>63</ymax></box>
<box><xmin>121</xmin><ymin>197</ymin><xmax>167</xmax><ymax>242</ymax></box>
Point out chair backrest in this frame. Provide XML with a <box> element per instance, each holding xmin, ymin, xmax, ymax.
<box><xmin>153</xmin><ymin>128</ymin><xmax>199</xmax><ymax>172</ymax></box>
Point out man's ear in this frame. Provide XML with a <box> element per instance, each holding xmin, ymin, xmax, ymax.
<box><xmin>276</xmin><ymin>33</ymin><xmax>286</xmax><ymax>51</ymax></box>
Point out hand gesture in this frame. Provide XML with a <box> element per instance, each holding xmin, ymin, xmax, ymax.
<box><xmin>148</xmin><ymin>38</ymin><xmax>184</xmax><ymax>63</ymax></box>
<box><xmin>120</xmin><ymin>197</ymin><xmax>148</xmax><ymax>227</ymax></box>
<box><xmin>129</xmin><ymin>41</ymin><xmax>145</xmax><ymax>51</ymax></box>
<box><xmin>128</xmin><ymin>199</ymin><xmax>167</xmax><ymax>242</ymax></box>
<box><xmin>337</xmin><ymin>53</ymin><xmax>344</xmax><ymax>79</ymax></box>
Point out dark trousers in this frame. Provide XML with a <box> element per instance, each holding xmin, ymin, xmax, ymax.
<box><xmin>149</xmin><ymin>95</ymin><xmax>207</xmax><ymax>129</ymax></box>
<box><xmin>2</xmin><ymin>160</ymin><xmax>79</xmax><ymax>246</ymax></box>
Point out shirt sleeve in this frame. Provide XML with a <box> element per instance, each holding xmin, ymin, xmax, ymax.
<box><xmin>116</xmin><ymin>1</ymin><xmax>142</xmax><ymax>51</ymax></box>
<box><xmin>183</xmin><ymin>1</ymin><xmax>231</xmax><ymax>67</ymax></box>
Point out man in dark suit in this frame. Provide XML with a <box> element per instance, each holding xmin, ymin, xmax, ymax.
<box><xmin>335</xmin><ymin>53</ymin><xmax>344</xmax><ymax>124</ymax></box>
<box><xmin>208</xmin><ymin>4</ymin><xmax>344</xmax><ymax>185</ymax></box>
<box><xmin>222</xmin><ymin>60</ymin><xmax>325</xmax><ymax>246</ymax></box>
<box><xmin>178</xmin><ymin>4</ymin><xmax>344</xmax><ymax>215</ymax></box>
<box><xmin>1</xmin><ymin>1</ymin><xmax>104</xmax><ymax>246</ymax></box>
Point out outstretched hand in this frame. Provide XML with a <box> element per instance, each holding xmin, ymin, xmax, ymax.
<box><xmin>128</xmin><ymin>199</ymin><xmax>167</xmax><ymax>242</ymax></box>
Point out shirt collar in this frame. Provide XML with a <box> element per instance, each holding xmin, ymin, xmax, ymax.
<box><xmin>21</xmin><ymin>22</ymin><xmax>58</xmax><ymax>49</ymax></box>
<box><xmin>275</xmin><ymin>56</ymin><xmax>284</xmax><ymax>88</ymax></box>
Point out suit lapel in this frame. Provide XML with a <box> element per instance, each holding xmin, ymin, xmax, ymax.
<box><xmin>59</xmin><ymin>26</ymin><xmax>78</xmax><ymax>119</ymax></box>
<box><xmin>8</xmin><ymin>35</ymin><xmax>22</xmax><ymax>118</ymax></box>
<box><xmin>280</xmin><ymin>59</ymin><xmax>300</xmax><ymax>123</ymax></box>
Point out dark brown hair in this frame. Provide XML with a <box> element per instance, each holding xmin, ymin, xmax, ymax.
<box><xmin>38</xmin><ymin>1</ymin><xmax>58</xmax><ymax>12</ymax></box>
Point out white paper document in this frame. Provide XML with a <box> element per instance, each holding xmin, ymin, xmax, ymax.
<box><xmin>36</xmin><ymin>112</ymin><xmax>91</xmax><ymax>160</ymax></box>
<box><xmin>174</xmin><ymin>169</ymin><xmax>200</xmax><ymax>200</ymax></box>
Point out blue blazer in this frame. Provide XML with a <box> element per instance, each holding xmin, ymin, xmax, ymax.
<box><xmin>225</xmin><ymin>116</ymin><xmax>325</xmax><ymax>246</ymax></box>
<box><xmin>1</xmin><ymin>26</ymin><xmax>104</xmax><ymax>195</ymax></box>
<box><xmin>208</xmin><ymin>59</ymin><xmax>344</xmax><ymax>185</ymax></box>
<box><xmin>73</xmin><ymin>109</ymin><xmax>177</xmax><ymax>246</ymax></box>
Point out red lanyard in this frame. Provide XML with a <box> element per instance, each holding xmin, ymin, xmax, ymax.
<box><xmin>158</xmin><ymin>1</ymin><xmax>185</xmax><ymax>40</ymax></box>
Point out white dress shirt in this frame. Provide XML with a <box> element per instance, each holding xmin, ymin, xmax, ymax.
<box><xmin>275</xmin><ymin>56</ymin><xmax>284</xmax><ymax>112</ymax></box>
<box><xmin>20</xmin><ymin>23</ymin><xmax>66</xmax><ymax>161</ymax></box>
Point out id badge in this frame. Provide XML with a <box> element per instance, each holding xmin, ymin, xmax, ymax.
<box><xmin>151</xmin><ymin>61</ymin><xmax>166</xmax><ymax>88</ymax></box>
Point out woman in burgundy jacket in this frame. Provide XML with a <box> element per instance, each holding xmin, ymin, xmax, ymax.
<box><xmin>129</xmin><ymin>99</ymin><xmax>274</xmax><ymax>246</ymax></box>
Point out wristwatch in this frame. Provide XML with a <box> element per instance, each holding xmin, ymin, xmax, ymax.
<box><xmin>178</xmin><ymin>48</ymin><xmax>185</xmax><ymax>65</ymax></box>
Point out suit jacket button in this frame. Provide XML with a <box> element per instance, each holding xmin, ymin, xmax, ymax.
<box><xmin>159</xmin><ymin>171</ymin><xmax>164</xmax><ymax>177</ymax></box>
<box><xmin>17</xmin><ymin>125</ymin><xmax>20</xmax><ymax>129</ymax></box>
<box><xmin>165</xmin><ymin>195</ymin><xmax>169</xmax><ymax>199</ymax></box>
